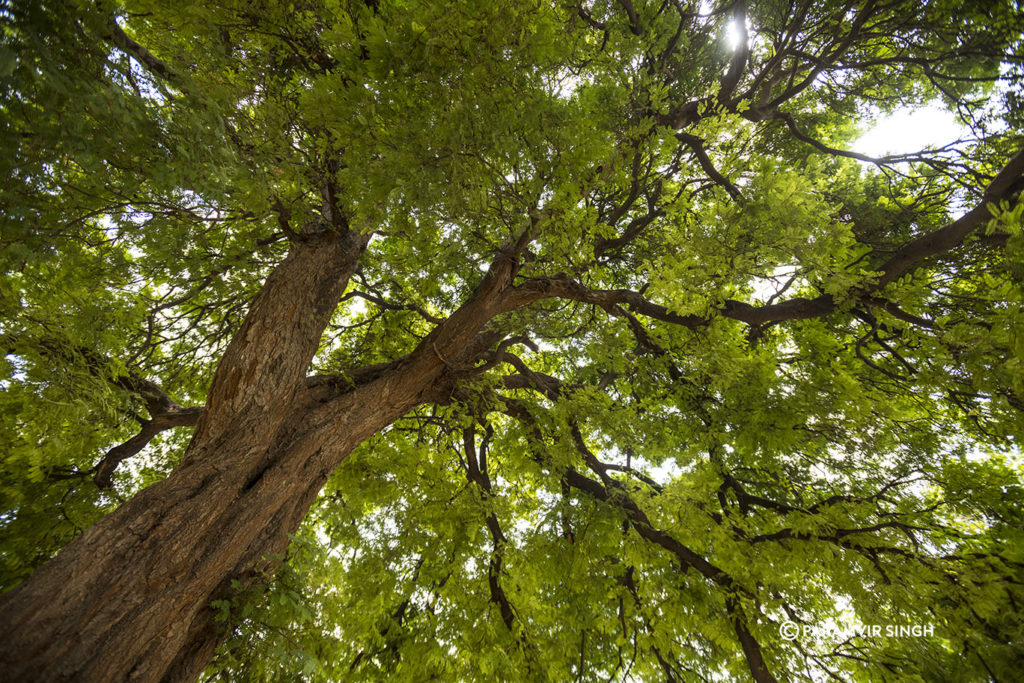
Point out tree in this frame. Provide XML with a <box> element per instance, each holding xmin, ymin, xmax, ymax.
<box><xmin>1</xmin><ymin>0</ymin><xmax>1023</xmax><ymax>679</ymax></box>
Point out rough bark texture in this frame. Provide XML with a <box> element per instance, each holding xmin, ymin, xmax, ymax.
<box><xmin>0</xmin><ymin>225</ymin><xmax>529</xmax><ymax>682</ymax></box>
<box><xmin>0</xmin><ymin>230</ymin><xmax>373</xmax><ymax>682</ymax></box>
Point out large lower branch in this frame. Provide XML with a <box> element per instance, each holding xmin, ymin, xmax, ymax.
<box><xmin>507</xmin><ymin>148</ymin><xmax>1024</xmax><ymax>331</ymax></box>
<box><xmin>89</xmin><ymin>361</ymin><xmax>415</xmax><ymax>487</ymax></box>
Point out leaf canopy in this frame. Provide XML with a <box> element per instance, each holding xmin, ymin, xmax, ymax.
<box><xmin>2</xmin><ymin>0</ymin><xmax>1024</xmax><ymax>680</ymax></box>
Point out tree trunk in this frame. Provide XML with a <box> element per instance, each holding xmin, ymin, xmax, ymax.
<box><xmin>0</xmin><ymin>226</ymin><xmax>524</xmax><ymax>681</ymax></box>
<box><xmin>0</xmin><ymin>230</ymin><xmax>381</xmax><ymax>682</ymax></box>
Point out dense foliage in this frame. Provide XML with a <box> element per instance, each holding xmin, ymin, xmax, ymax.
<box><xmin>2</xmin><ymin>0</ymin><xmax>1024</xmax><ymax>680</ymax></box>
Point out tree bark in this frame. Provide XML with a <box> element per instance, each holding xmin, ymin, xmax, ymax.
<box><xmin>0</xmin><ymin>230</ymin><xmax>380</xmax><ymax>682</ymax></box>
<box><xmin>0</xmin><ymin>225</ymin><xmax>529</xmax><ymax>682</ymax></box>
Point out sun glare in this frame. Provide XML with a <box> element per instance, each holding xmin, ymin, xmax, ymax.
<box><xmin>854</xmin><ymin>104</ymin><xmax>964</xmax><ymax>157</ymax></box>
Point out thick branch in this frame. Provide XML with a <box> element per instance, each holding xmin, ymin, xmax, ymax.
<box><xmin>307</xmin><ymin>220</ymin><xmax>543</xmax><ymax>428</ymax></box>
<box><xmin>873</xmin><ymin>148</ymin><xmax>1024</xmax><ymax>288</ymax></box>
<box><xmin>463</xmin><ymin>426</ymin><xmax>516</xmax><ymax>630</ymax></box>
<box><xmin>92</xmin><ymin>359</ymin><xmax>416</xmax><ymax>487</ymax></box>
<box><xmin>194</xmin><ymin>229</ymin><xmax>369</xmax><ymax>448</ymax></box>
<box><xmin>676</xmin><ymin>132</ymin><xmax>742</xmax><ymax>200</ymax></box>
<box><xmin>507</xmin><ymin>149</ymin><xmax>1024</xmax><ymax>330</ymax></box>
<box><xmin>94</xmin><ymin>407</ymin><xmax>203</xmax><ymax>488</ymax></box>
<box><xmin>617</xmin><ymin>0</ymin><xmax>643</xmax><ymax>35</ymax></box>
<box><xmin>719</xmin><ymin>3</ymin><xmax>749</xmax><ymax>102</ymax></box>
<box><xmin>112</xmin><ymin>372</ymin><xmax>190</xmax><ymax>418</ymax></box>
<box><xmin>501</xmin><ymin>397</ymin><xmax>777</xmax><ymax>682</ymax></box>
<box><xmin>105</xmin><ymin>22</ymin><xmax>181</xmax><ymax>83</ymax></box>
<box><xmin>727</xmin><ymin>596</ymin><xmax>778</xmax><ymax>683</ymax></box>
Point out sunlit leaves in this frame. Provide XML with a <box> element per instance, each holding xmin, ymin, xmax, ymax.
<box><xmin>3</xmin><ymin>0</ymin><xmax>1024</xmax><ymax>680</ymax></box>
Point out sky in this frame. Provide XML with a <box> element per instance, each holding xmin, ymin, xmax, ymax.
<box><xmin>853</xmin><ymin>104</ymin><xmax>965</xmax><ymax>157</ymax></box>
<box><xmin>722</xmin><ymin>13</ymin><xmax>969</xmax><ymax>158</ymax></box>
<box><xmin>745</xmin><ymin>104</ymin><xmax>964</xmax><ymax>303</ymax></box>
